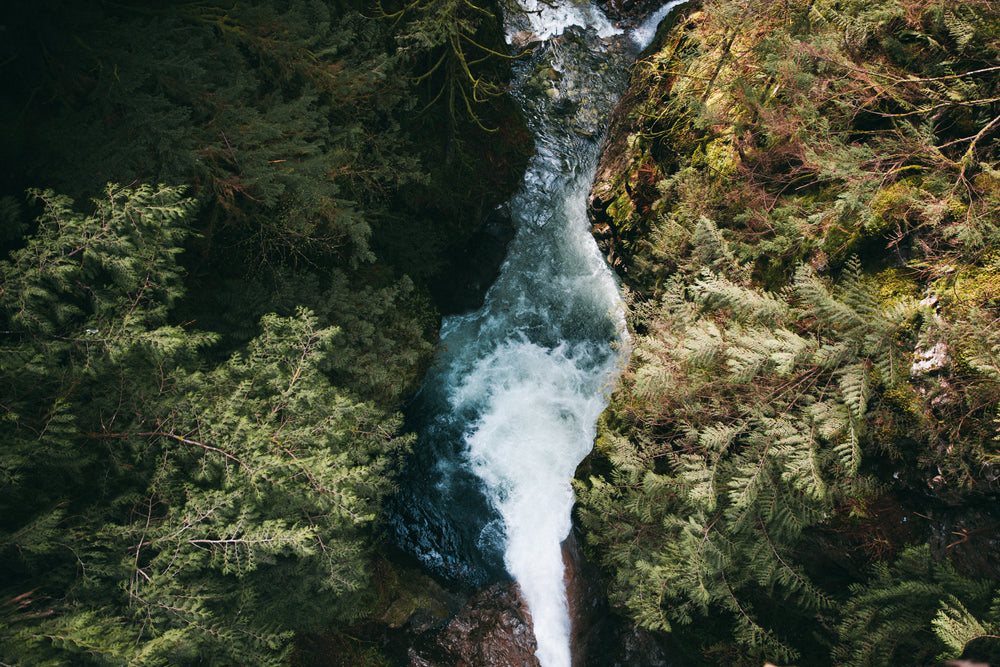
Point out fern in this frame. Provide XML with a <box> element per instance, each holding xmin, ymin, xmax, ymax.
<box><xmin>772</xmin><ymin>417</ymin><xmax>829</xmax><ymax>499</ymax></box>
<box><xmin>680</xmin><ymin>320</ymin><xmax>726</xmax><ymax>369</ymax></box>
<box><xmin>944</xmin><ymin>6</ymin><xmax>980</xmax><ymax>53</ymax></box>
<box><xmin>932</xmin><ymin>597</ymin><xmax>997</xmax><ymax>661</ymax></box>
<box><xmin>695</xmin><ymin>273</ymin><xmax>790</xmax><ymax>325</ymax></box>
<box><xmin>577</xmin><ymin>1</ymin><xmax>1000</xmax><ymax>663</ymax></box>
<box><xmin>838</xmin><ymin>362</ymin><xmax>870</xmax><ymax>424</ymax></box>
<box><xmin>795</xmin><ymin>263</ymin><xmax>866</xmax><ymax>335</ymax></box>
<box><xmin>837</xmin><ymin>546</ymin><xmax>999</xmax><ymax>667</ymax></box>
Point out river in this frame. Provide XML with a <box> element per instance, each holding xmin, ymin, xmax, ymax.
<box><xmin>389</xmin><ymin>3</ymin><xmax>682</xmax><ymax>665</ymax></box>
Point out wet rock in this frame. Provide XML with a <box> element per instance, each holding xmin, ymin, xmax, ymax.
<box><xmin>517</xmin><ymin>25</ymin><xmax>633</xmax><ymax>138</ymax></box>
<box><xmin>587</xmin><ymin>65</ymin><xmax>652</xmax><ymax>269</ymax></box>
<box><xmin>599</xmin><ymin>0</ymin><xmax>674</xmax><ymax>23</ymax></box>
<box><xmin>406</xmin><ymin>581</ymin><xmax>540</xmax><ymax>666</ymax></box>
<box><xmin>434</xmin><ymin>204</ymin><xmax>518</xmax><ymax>316</ymax></box>
<box><xmin>562</xmin><ymin>530</ymin><xmax>599</xmax><ymax>666</ymax></box>
<box><xmin>380</xmin><ymin>563</ymin><xmax>465</xmax><ymax>636</ymax></box>
<box><xmin>588</xmin><ymin>2</ymin><xmax>697</xmax><ymax>273</ymax></box>
<box><xmin>509</xmin><ymin>30</ymin><xmax>544</xmax><ymax>52</ymax></box>
<box><xmin>579</xmin><ymin>609</ymin><xmax>676</xmax><ymax>666</ymax></box>
<box><xmin>563</xmin><ymin>528</ymin><xmax>682</xmax><ymax>667</ymax></box>
<box><xmin>407</xmin><ymin>649</ymin><xmax>434</xmax><ymax>667</ymax></box>
<box><xmin>924</xmin><ymin>505</ymin><xmax>1000</xmax><ymax>579</ymax></box>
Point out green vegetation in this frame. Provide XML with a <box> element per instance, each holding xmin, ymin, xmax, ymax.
<box><xmin>7</xmin><ymin>0</ymin><xmax>1000</xmax><ymax>662</ymax></box>
<box><xmin>578</xmin><ymin>0</ymin><xmax>1000</xmax><ymax>664</ymax></box>
<box><xmin>1</xmin><ymin>185</ymin><xmax>405</xmax><ymax>665</ymax></box>
<box><xmin>0</xmin><ymin>0</ymin><xmax>528</xmax><ymax>663</ymax></box>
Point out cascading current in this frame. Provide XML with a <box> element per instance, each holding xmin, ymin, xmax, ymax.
<box><xmin>391</xmin><ymin>2</ymin><xmax>685</xmax><ymax>665</ymax></box>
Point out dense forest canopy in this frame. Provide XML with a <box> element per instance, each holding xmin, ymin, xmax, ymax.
<box><xmin>578</xmin><ymin>0</ymin><xmax>1000</xmax><ymax>664</ymax></box>
<box><xmin>6</xmin><ymin>0</ymin><xmax>1000</xmax><ymax>664</ymax></box>
<box><xmin>0</xmin><ymin>0</ymin><xmax>528</xmax><ymax>664</ymax></box>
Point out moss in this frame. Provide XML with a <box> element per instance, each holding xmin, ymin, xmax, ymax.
<box><xmin>375</xmin><ymin>563</ymin><xmax>453</xmax><ymax>629</ymax></box>
<box><xmin>871</xmin><ymin>408</ymin><xmax>905</xmax><ymax>457</ymax></box>
<box><xmin>874</xmin><ymin>267</ymin><xmax>919</xmax><ymax>305</ymax></box>
<box><xmin>690</xmin><ymin>133</ymin><xmax>739</xmax><ymax>179</ymax></box>
<box><xmin>946</xmin><ymin>193</ymin><xmax>970</xmax><ymax>221</ymax></box>
<box><xmin>867</xmin><ymin>180</ymin><xmax>921</xmax><ymax>237</ymax></box>
<box><xmin>821</xmin><ymin>220</ymin><xmax>858</xmax><ymax>262</ymax></box>
<box><xmin>934</xmin><ymin>265</ymin><xmax>1000</xmax><ymax>312</ymax></box>
<box><xmin>608</xmin><ymin>189</ymin><xmax>638</xmax><ymax>233</ymax></box>
<box><xmin>973</xmin><ymin>168</ymin><xmax>1000</xmax><ymax>199</ymax></box>
<box><xmin>882</xmin><ymin>384</ymin><xmax>923</xmax><ymax>422</ymax></box>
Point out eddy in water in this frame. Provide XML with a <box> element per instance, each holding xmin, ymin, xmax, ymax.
<box><xmin>389</xmin><ymin>2</ymin><xmax>684</xmax><ymax>665</ymax></box>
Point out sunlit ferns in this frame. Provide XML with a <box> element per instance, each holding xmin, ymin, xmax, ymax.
<box><xmin>835</xmin><ymin>544</ymin><xmax>1000</xmax><ymax>666</ymax></box>
<box><xmin>577</xmin><ymin>220</ymin><xmax>927</xmax><ymax>661</ymax></box>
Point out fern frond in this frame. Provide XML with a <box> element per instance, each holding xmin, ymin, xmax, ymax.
<box><xmin>943</xmin><ymin>6</ymin><xmax>980</xmax><ymax>53</ymax></box>
<box><xmin>834</xmin><ymin>422</ymin><xmax>862</xmax><ymax>475</ymax></box>
<box><xmin>838</xmin><ymin>362</ymin><xmax>870</xmax><ymax>423</ymax></box>
<box><xmin>795</xmin><ymin>264</ymin><xmax>865</xmax><ymax>333</ymax></box>
<box><xmin>681</xmin><ymin>320</ymin><xmax>726</xmax><ymax>369</ymax></box>
<box><xmin>773</xmin><ymin>421</ymin><xmax>829</xmax><ymax>499</ymax></box>
<box><xmin>680</xmin><ymin>454</ymin><xmax>719</xmax><ymax>513</ymax></box>
<box><xmin>932</xmin><ymin>597</ymin><xmax>995</xmax><ymax>661</ymax></box>
<box><xmin>695</xmin><ymin>273</ymin><xmax>790</xmax><ymax>325</ymax></box>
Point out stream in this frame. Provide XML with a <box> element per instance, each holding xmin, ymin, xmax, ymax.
<box><xmin>388</xmin><ymin>3</ymin><xmax>683</xmax><ymax>665</ymax></box>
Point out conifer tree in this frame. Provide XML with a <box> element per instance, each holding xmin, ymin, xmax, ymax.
<box><xmin>576</xmin><ymin>224</ymin><xmax>926</xmax><ymax>663</ymax></box>
<box><xmin>0</xmin><ymin>185</ymin><xmax>407</xmax><ymax>664</ymax></box>
<box><xmin>579</xmin><ymin>0</ymin><xmax>1000</xmax><ymax>662</ymax></box>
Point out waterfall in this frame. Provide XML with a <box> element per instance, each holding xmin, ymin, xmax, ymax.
<box><xmin>389</xmin><ymin>3</ymin><xmax>683</xmax><ymax>666</ymax></box>
<box><xmin>632</xmin><ymin>0</ymin><xmax>688</xmax><ymax>48</ymax></box>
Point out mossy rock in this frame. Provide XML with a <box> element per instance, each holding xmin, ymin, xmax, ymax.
<box><xmin>690</xmin><ymin>133</ymin><xmax>738</xmax><ymax>179</ymax></box>
<box><xmin>973</xmin><ymin>168</ymin><xmax>1000</xmax><ymax>199</ymax></box>
<box><xmin>868</xmin><ymin>180</ymin><xmax>922</xmax><ymax>237</ymax></box>
<box><xmin>874</xmin><ymin>267</ymin><xmax>920</xmax><ymax>305</ymax></box>
<box><xmin>608</xmin><ymin>189</ymin><xmax>639</xmax><ymax>232</ymax></box>
<box><xmin>377</xmin><ymin>564</ymin><xmax>456</xmax><ymax>630</ymax></box>
<box><xmin>934</xmin><ymin>264</ymin><xmax>1000</xmax><ymax>312</ymax></box>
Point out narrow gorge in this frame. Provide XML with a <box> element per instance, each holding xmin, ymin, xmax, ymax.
<box><xmin>4</xmin><ymin>0</ymin><xmax>999</xmax><ymax>664</ymax></box>
<box><xmin>389</xmin><ymin>3</ymin><xmax>682</xmax><ymax>665</ymax></box>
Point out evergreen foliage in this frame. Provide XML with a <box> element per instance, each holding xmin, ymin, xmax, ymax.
<box><xmin>0</xmin><ymin>187</ymin><xmax>409</xmax><ymax>663</ymax></box>
<box><xmin>379</xmin><ymin>0</ymin><xmax>516</xmax><ymax>131</ymax></box>
<box><xmin>580</xmin><ymin>0</ymin><xmax>1000</xmax><ymax>663</ymax></box>
<box><xmin>0</xmin><ymin>0</ymin><xmax>531</xmax><ymax>664</ymax></box>
<box><xmin>578</xmin><ymin>236</ymin><xmax>926</xmax><ymax>663</ymax></box>
<box><xmin>0</xmin><ymin>0</ymin><xmax>528</xmax><ymax>307</ymax></box>
<box><xmin>836</xmin><ymin>545</ymin><xmax>1000</xmax><ymax>666</ymax></box>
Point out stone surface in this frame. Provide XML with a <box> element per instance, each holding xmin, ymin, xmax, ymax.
<box><xmin>435</xmin><ymin>204</ymin><xmax>517</xmax><ymax>316</ymax></box>
<box><xmin>563</xmin><ymin>529</ymin><xmax>681</xmax><ymax>667</ymax></box>
<box><xmin>405</xmin><ymin>581</ymin><xmax>540</xmax><ymax>666</ymax></box>
<box><xmin>588</xmin><ymin>2</ymin><xmax>697</xmax><ymax>274</ymax></box>
<box><xmin>587</xmin><ymin>59</ymin><xmax>655</xmax><ymax>271</ymax></box>
<box><xmin>599</xmin><ymin>0</ymin><xmax>674</xmax><ymax>23</ymax></box>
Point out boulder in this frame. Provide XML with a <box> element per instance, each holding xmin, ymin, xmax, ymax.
<box><xmin>406</xmin><ymin>581</ymin><xmax>540</xmax><ymax>666</ymax></box>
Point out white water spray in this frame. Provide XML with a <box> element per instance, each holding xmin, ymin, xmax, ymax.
<box><xmin>393</xmin><ymin>3</ymin><xmax>685</xmax><ymax>666</ymax></box>
<box><xmin>452</xmin><ymin>162</ymin><xmax>626</xmax><ymax>667</ymax></box>
<box><xmin>631</xmin><ymin>0</ymin><xmax>689</xmax><ymax>48</ymax></box>
<box><xmin>458</xmin><ymin>339</ymin><xmax>611</xmax><ymax>667</ymax></box>
<box><xmin>509</xmin><ymin>0</ymin><xmax>623</xmax><ymax>40</ymax></box>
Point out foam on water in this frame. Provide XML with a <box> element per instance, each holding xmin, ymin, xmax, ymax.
<box><xmin>508</xmin><ymin>0</ymin><xmax>622</xmax><ymax>41</ymax></box>
<box><xmin>392</xmin><ymin>3</ymin><xmax>685</xmax><ymax>665</ymax></box>
<box><xmin>631</xmin><ymin>0</ymin><xmax>689</xmax><ymax>49</ymax></box>
<box><xmin>458</xmin><ymin>339</ymin><xmax>611</xmax><ymax>667</ymax></box>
